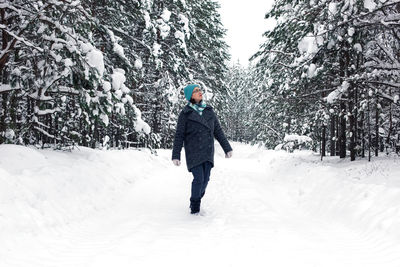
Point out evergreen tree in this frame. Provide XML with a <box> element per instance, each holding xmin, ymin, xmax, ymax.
<box><xmin>0</xmin><ymin>0</ymin><xmax>231</xmax><ymax>150</ymax></box>
<box><xmin>186</xmin><ymin>0</ymin><xmax>230</xmax><ymax>112</ymax></box>
<box><xmin>251</xmin><ymin>0</ymin><xmax>400</xmax><ymax>159</ymax></box>
<box><xmin>0</xmin><ymin>0</ymin><xmax>150</xmax><ymax>148</ymax></box>
<box><xmin>220</xmin><ymin>63</ymin><xmax>258</xmax><ymax>143</ymax></box>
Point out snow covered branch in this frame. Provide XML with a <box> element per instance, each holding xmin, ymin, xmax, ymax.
<box><xmin>260</xmin><ymin>49</ymin><xmax>295</xmax><ymax>56</ymax></box>
<box><xmin>33</xmin><ymin>126</ymin><xmax>60</xmax><ymax>140</ymax></box>
<box><xmin>0</xmin><ymin>27</ymin><xmax>44</xmax><ymax>53</ymax></box>
<box><xmin>368</xmin><ymin>81</ymin><xmax>400</xmax><ymax>89</ymax></box>
<box><xmin>111</xmin><ymin>27</ymin><xmax>152</xmax><ymax>52</ymax></box>
<box><xmin>35</xmin><ymin>107</ymin><xmax>62</xmax><ymax>116</ymax></box>
<box><xmin>0</xmin><ymin>3</ymin><xmax>51</xmax><ymax>71</ymax></box>
<box><xmin>0</xmin><ymin>84</ymin><xmax>20</xmax><ymax>93</ymax></box>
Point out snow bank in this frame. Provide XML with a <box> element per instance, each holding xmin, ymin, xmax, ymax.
<box><xmin>260</xmin><ymin>150</ymin><xmax>400</xmax><ymax>241</ymax></box>
<box><xmin>1</xmin><ymin>143</ymin><xmax>400</xmax><ymax>267</ymax></box>
<box><xmin>0</xmin><ymin>145</ymin><xmax>155</xmax><ymax>234</ymax></box>
<box><xmin>284</xmin><ymin>134</ymin><xmax>312</xmax><ymax>143</ymax></box>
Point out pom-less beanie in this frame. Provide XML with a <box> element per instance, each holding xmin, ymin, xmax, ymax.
<box><xmin>183</xmin><ymin>84</ymin><xmax>200</xmax><ymax>101</ymax></box>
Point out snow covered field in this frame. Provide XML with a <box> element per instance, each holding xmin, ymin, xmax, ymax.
<box><xmin>1</xmin><ymin>143</ymin><xmax>400</xmax><ymax>267</ymax></box>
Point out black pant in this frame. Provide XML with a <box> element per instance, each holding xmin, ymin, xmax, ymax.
<box><xmin>190</xmin><ymin>161</ymin><xmax>212</xmax><ymax>201</ymax></box>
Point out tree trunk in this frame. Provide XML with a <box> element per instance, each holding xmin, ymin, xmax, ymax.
<box><xmin>349</xmin><ymin>87</ymin><xmax>355</xmax><ymax>161</ymax></box>
<box><xmin>375</xmin><ymin>100</ymin><xmax>379</xmax><ymax>157</ymax></box>
<box><xmin>335</xmin><ymin>114</ymin><xmax>340</xmax><ymax>156</ymax></box>
<box><xmin>386</xmin><ymin>97</ymin><xmax>393</xmax><ymax>153</ymax></box>
<box><xmin>339</xmin><ymin>102</ymin><xmax>346</xmax><ymax>158</ymax></box>
<box><xmin>360</xmin><ymin>110</ymin><xmax>365</xmax><ymax>158</ymax></box>
<box><xmin>338</xmin><ymin>48</ymin><xmax>347</xmax><ymax>159</ymax></box>
<box><xmin>354</xmin><ymin>84</ymin><xmax>359</xmax><ymax>157</ymax></box>
<box><xmin>321</xmin><ymin>125</ymin><xmax>326</xmax><ymax>159</ymax></box>
<box><xmin>92</xmin><ymin>119</ymin><xmax>98</xmax><ymax>149</ymax></box>
<box><xmin>0</xmin><ymin>8</ymin><xmax>9</xmax><ymax>144</ymax></box>
<box><xmin>330</xmin><ymin>114</ymin><xmax>336</xmax><ymax>156</ymax></box>
<box><xmin>0</xmin><ymin>92</ymin><xmax>7</xmax><ymax>144</ymax></box>
<box><xmin>0</xmin><ymin>7</ymin><xmax>9</xmax><ymax>74</ymax></box>
<box><xmin>368</xmin><ymin>93</ymin><xmax>371</xmax><ymax>161</ymax></box>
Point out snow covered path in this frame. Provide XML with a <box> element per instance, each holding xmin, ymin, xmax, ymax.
<box><xmin>2</xmin><ymin>143</ymin><xmax>400</xmax><ymax>266</ymax></box>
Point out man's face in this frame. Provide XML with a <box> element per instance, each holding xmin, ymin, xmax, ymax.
<box><xmin>191</xmin><ymin>87</ymin><xmax>203</xmax><ymax>103</ymax></box>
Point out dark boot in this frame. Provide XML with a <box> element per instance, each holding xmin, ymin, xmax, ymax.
<box><xmin>190</xmin><ymin>199</ymin><xmax>201</xmax><ymax>214</ymax></box>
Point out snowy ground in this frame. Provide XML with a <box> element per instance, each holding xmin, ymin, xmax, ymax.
<box><xmin>1</xmin><ymin>142</ymin><xmax>400</xmax><ymax>267</ymax></box>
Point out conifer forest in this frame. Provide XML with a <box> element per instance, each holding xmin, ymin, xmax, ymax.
<box><xmin>1</xmin><ymin>0</ymin><xmax>400</xmax><ymax>161</ymax></box>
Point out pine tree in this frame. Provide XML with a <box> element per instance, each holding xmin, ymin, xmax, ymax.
<box><xmin>186</xmin><ymin>0</ymin><xmax>230</xmax><ymax>112</ymax></box>
<box><xmin>1</xmin><ymin>0</ymin><xmax>231</xmax><ymax>150</ymax></box>
<box><xmin>0</xmin><ymin>0</ymin><xmax>150</xmax><ymax>148</ymax></box>
<box><xmin>251</xmin><ymin>0</ymin><xmax>400</xmax><ymax>159</ymax></box>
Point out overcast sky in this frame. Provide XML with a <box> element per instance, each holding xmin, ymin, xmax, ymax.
<box><xmin>217</xmin><ymin>0</ymin><xmax>276</xmax><ymax>66</ymax></box>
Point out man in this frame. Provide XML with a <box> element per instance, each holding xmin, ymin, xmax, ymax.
<box><xmin>172</xmin><ymin>84</ymin><xmax>233</xmax><ymax>214</ymax></box>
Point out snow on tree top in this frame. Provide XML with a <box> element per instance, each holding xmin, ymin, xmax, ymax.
<box><xmin>178</xmin><ymin>14</ymin><xmax>190</xmax><ymax>38</ymax></box>
<box><xmin>81</xmin><ymin>42</ymin><xmax>104</xmax><ymax>77</ymax></box>
<box><xmin>157</xmin><ymin>19</ymin><xmax>171</xmax><ymax>39</ymax></box>
<box><xmin>354</xmin><ymin>43</ymin><xmax>362</xmax><ymax>53</ymax></box>
<box><xmin>153</xmin><ymin>43</ymin><xmax>161</xmax><ymax>57</ymax></box>
<box><xmin>298</xmin><ymin>33</ymin><xmax>323</xmax><ymax>56</ymax></box>
<box><xmin>364</xmin><ymin>0</ymin><xmax>377</xmax><ymax>11</ymax></box>
<box><xmin>326</xmin><ymin>81</ymin><xmax>350</xmax><ymax>104</ymax></box>
<box><xmin>102</xmin><ymin>81</ymin><xmax>111</xmax><ymax>92</ymax></box>
<box><xmin>161</xmin><ymin>9</ymin><xmax>171</xmax><ymax>22</ymax></box>
<box><xmin>144</xmin><ymin>12</ymin><xmax>151</xmax><ymax>30</ymax></box>
<box><xmin>111</xmin><ymin>68</ymin><xmax>126</xmax><ymax>91</ymax></box>
<box><xmin>135</xmin><ymin>58</ymin><xmax>143</xmax><ymax>69</ymax></box>
<box><xmin>175</xmin><ymin>31</ymin><xmax>185</xmax><ymax>42</ymax></box>
<box><xmin>328</xmin><ymin>2</ymin><xmax>338</xmax><ymax>16</ymax></box>
<box><xmin>307</xmin><ymin>64</ymin><xmax>317</xmax><ymax>78</ymax></box>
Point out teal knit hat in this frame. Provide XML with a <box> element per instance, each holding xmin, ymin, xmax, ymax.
<box><xmin>183</xmin><ymin>84</ymin><xmax>200</xmax><ymax>101</ymax></box>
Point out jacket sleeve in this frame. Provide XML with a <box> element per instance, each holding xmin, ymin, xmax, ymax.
<box><xmin>172</xmin><ymin>111</ymin><xmax>186</xmax><ymax>160</ymax></box>
<box><xmin>213</xmin><ymin>113</ymin><xmax>232</xmax><ymax>154</ymax></box>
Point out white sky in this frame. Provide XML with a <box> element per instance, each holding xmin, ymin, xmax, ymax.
<box><xmin>217</xmin><ymin>0</ymin><xmax>276</xmax><ymax>66</ymax></box>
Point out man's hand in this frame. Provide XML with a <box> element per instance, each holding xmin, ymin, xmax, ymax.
<box><xmin>172</xmin><ymin>159</ymin><xmax>181</xmax><ymax>166</ymax></box>
<box><xmin>225</xmin><ymin>151</ymin><xmax>233</xmax><ymax>158</ymax></box>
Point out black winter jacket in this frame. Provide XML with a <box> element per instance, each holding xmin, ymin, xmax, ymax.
<box><xmin>172</xmin><ymin>104</ymin><xmax>232</xmax><ymax>171</ymax></box>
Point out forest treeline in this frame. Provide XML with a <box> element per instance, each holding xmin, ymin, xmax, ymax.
<box><xmin>223</xmin><ymin>0</ymin><xmax>400</xmax><ymax>161</ymax></box>
<box><xmin>0</xmin><ymin>0</ymin><xmax>229</xmax><ymax>149</ymax></box>
<box><xmin>2</xmin><ymin>0</ymin><xmax>400</xmax><ymax>162</ymax></box>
